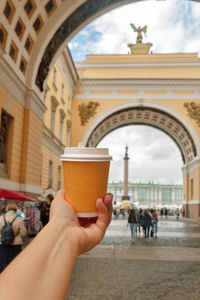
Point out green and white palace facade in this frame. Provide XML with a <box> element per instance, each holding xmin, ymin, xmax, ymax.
<box><xmin>108</xmin><ymin>182</ymin><xmax>183</xmax><ymax>208</ymax></box>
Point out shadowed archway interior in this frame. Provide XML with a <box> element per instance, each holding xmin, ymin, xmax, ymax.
<box><xmin>86</xmin><ymin>106</ymin><xmax>196</xmax><ymax>165</ymax></box>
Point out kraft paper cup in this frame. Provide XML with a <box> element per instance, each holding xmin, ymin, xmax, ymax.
<box><xmin>60</xmin><ymin>147</ymin><xmax>112</xmax><ymax>218</ymax></box>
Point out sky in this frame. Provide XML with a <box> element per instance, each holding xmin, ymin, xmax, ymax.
<box><xmin>68</xmin><ymin>0</ymin><xmax>200</xmax><ymax>185</ymax></box>
<box><xmin>69</xmin><ymin>0</ymin><xmax>200</xmax><ymax>61</ymax></box>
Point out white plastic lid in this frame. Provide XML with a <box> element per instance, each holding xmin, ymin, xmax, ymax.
<box><xmin>60</xmin><ymin>147</ymin><xmax>112</xmax><ymax>161</ymax></box>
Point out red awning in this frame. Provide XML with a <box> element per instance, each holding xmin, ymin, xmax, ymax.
<box><xmin>0</xmin><ymin>189</ymin><xmax>40</xmax><ymax>202</ymax></box>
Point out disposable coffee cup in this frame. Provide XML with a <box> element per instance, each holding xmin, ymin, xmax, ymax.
<box><xmin>60</xmin><ymin>146</ymin><xmax>112</xmax><ymax>218</ymax></box>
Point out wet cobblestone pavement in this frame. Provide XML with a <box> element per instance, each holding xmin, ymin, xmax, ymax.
<box><xmin>66</xmin><ymin>217</ymin><xmax>200</xmax><ymax>300</ymax></box>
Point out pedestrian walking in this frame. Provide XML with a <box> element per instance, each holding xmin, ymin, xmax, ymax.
<box><xmin>136</xmin><ymin>208</ymin><xmax>143</xmax><ymax>236</ymax></box>
<box><xmin>164</xmin><ymin>207</ymin><xmax>168</xmax><ymax>218</ymax></box>
<box><xmin>160</xmin><ymin>208</ymin><xmax>164</xmax><ymax>219</ymax></box>
<box><xmin>175</xmin><ymin>208</ymin><xmax>180</xmax><ymax>220</ymax></box>
<box><xmin>141</xmin><ymin>209</ymin><xmax>152</xmax><ymax>241</ymax></box>
<box><xmin>151</xmin><ymin>209</ymin><xmax>158</xmax><ymax>237</ymax></box>
<box><xmin>0</xmin><ymin>202</ymin><xmax>27</xmax><ymax>273</ymax></box>
<box><xmin>128</xmin><ymin>208</ymin><xmax>139</xmax><ymax>242</ymax></box>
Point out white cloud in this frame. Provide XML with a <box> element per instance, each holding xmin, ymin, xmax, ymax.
<box><xmin>98</xmin><ymin>126</ymin><xmax>183</xmax><ymax>184</ymax></box>
<box><xmin>70</xmin><ymin>0</ymin><xmax>200</xmax><ymax>59</ymax></box>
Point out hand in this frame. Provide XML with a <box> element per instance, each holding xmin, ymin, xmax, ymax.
<box><xmin>49</xmin><ymin>190</ymin><xmax>113</xmax><ymax>255</ymax></box>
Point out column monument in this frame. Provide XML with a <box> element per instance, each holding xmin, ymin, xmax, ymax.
<box><xmin>122</xmin><ymin>145</ymin><xmax>130</xmax><ymax>201</ymax></box>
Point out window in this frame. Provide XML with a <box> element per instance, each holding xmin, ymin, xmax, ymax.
<box><xmin>66</xmin><ymin>120</ymin><xmax>71</xmax><ymax>146</ymax></box>
<box><xmin>57</xmin><ymin>166</ymin><xmax>61</xmax><ymax>190</ymax></box>
<box><xmin>19</xmin><ymin>56</ymin><xmax>27</xmax><ymax>75</ymax></box>
<box><xmin>59</xmin><ymin>120</ymin><xmax>63</xmax><ymax>141</ymax></box>
<box><xmin>191</xmin><ymin>179</ymin><xmax>193</xmax><ymax>200</ymax></box>
<box><xmin>33</xmin><ymin>14</ymin><xmax>44</xmax><ymax>34</ymax></box>
<box><xmin>59</xmin><ymin>109</ymin><xmax>66</xmax><ymax>142</ymax></box>
<box><xmin>67</xmin><ymin>96</ymin><xmax>71</xmax><ymax>114</ymax></box>
<box><xmin>48</xmin><ymin>161</ymin><xmax>52</xmax><ymax>188</ymax></box>
<box><xmin>50</xmin><ymin>96</ymin><xmax>58</xmax><ymax>134</ymax></box>
<box><xmin>15</xmin><ymin>18</ymin><xmax>25</xmax><ymax>40</ymax></box>
<box><xmin>53</xmin><ymin>68</ymin><xmax>57</xmax><ymax>90</ymax></box>
<box><xmin>9</xmin><ymin>40</ymin><xmax>18</xmax><ymax>62</ymax></box>
<box><xmin>0</xmin><ymin>111</ymin><xmax>13</xmax><ymax>178</ymax></box>
<box><xmin>24</xmin><ymin>0</ymin><xmax>36</xmax><ymax>19</ymax></box>
<box><xmin>61</xmin><ymin>84</ymin><xmax>65</xmax><ymax>102</ymax></box>
<box><xmin>24</xmin><ymin>34</ymin><xmax>34</xmax><ymax>54</ymax></box>
<box><xmin>0</xmin><ymin>24</ymin><xmax>8</xmax><ymax>49</ymax></box>
<box><xmin>45</xmin><ymin>0</ymin><xmax>57</xmax><ymax>17</ymax></box>
<box><xmin>3</xmin><ymin>0</ymin><xmax>15</xmax><ymax>24</ymax></box>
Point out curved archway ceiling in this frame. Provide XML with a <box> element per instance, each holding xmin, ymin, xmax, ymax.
<box><xmin>86</xmin><ymin>107</ymin><xmax>197</xmax><ymax>165</ymax></box>
<box><xmin>36</xmin><ymin>0</ymin><xmax>127</xmax><ymax>91</ymax></box>
<box><xmin>1</xmin><ymin>0</ymin><xmax>198</xmax><ymax>91</ymax></box>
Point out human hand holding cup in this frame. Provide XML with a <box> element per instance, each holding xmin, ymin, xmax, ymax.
<box><xmin>60</xmin><ymin>146</ymin><xmax>112</xmax><ymax>222</ymax></box>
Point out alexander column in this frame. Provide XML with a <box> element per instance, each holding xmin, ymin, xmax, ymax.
<box><xmin>122</xmin><ymin>145</ymin><xmax>130</xmax><ymax>201</ymax></box>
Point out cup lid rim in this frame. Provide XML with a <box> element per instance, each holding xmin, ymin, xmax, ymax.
<box><xmin>60</xmin><ymin>147</ymin><xmax>112</xmax><ymax>161</ymax></box>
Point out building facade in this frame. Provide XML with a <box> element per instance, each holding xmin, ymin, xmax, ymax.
<box><xmin>0</xmin><ymin>0</ymin><xmax>200</xmax><ymax>218</ymax></box>
<box><xmin>40</xmin><ymin>48</ymin><xmax>78</xmax><ymax>199</ymax></box>
<box><xmin>108</xmin><ymin>182</ymin><xmax>183</xmax><ymax>208</ymax></box>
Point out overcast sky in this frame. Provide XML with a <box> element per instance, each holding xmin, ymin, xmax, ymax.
<box><xmin>68</xmin><ymin>0</ymin><xmax>200</xmax><ymax>185</ymax></box>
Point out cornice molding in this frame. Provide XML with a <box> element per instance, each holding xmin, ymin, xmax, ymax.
<box><xmin>63</xmin><ymin>47</ymin><xmax>79</xmax><ymax>85</ymax></box>
<box><xmin>43</xmin><ymin>133</ymin><xmax>64</xmax><ymax>156</ymax></box>
<box><xmin>182</xmin><ymin>200</ymin><xmax>200</xmax><ymax>205</ymax></box>
<box><xmin>75</xmin><ymin>62</ymin><xmax>200</xmax><ymax>68</ymax></box>
<box><xmin>182</xmin><ymin>159</ymin><xmax>200</xmax><ymax>174</ymax></box>
<box><xmin>78</xmin><ymin>79</ymin><xmax>200</xmax><ymax>90</ymax></box>
<box><xmin>26</xmin><ymin>89</ymin><xmax>47</xmax><ymax>122</ymax></box>
<box><xmin>74</xmin><ymin>93</ymin><xmax>200</xmax><ymax>101</ymax></box>
<box><xmin>0</xmin><ymin>178</ymin><xmax>42</xmax><ymax>195</ymax></box>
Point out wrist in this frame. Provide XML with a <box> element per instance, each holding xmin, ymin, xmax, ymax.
<box><xmin>47</xmin><ymin>219</ymin><xmax>79</xmax><ymax>257</ymax></box>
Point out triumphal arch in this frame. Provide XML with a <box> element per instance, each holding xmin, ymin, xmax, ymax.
<box><xmin>0</xmin><ymin>0</ymin><xmax>200</xmax><ymax>218</ymax></box>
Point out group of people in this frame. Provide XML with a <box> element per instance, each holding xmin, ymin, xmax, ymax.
<box><xmin>0</xmin><ymin>197</ymin><xmax>54</xmax><ymax>273</ymax></box>
<box><xmin>127</xmin><ymin>208</ymin><xmax>158</xmax><ymax>242</ymax></box>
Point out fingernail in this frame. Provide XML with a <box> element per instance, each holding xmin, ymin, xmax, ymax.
<box><xmin>104</xmin><ymin>193</ymin><xmax>113</xmax><ymax>201</ymax></box>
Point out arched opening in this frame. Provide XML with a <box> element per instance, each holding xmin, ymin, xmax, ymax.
<box><xmin>97</xmin><ymin>124</ymin><xmax>183</xmax><ymax>208</ymax></box>
<box><xmin>82</xmin><ymin>101</ymin><xmax>199</xmax><ymax>165</ymax></box>
<box><xmin>81</xmin><ymin>101</ymin><xmax>200</xmax><ymax>218</ymax></box>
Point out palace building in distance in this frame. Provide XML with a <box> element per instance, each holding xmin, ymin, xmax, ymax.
<box><xmin>108</xmin><ymin>182</ymin><xmax>183</xmax><ymax>209</ymax></box>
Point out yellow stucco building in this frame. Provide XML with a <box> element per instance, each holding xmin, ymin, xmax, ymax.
<box><xmin>0</xmin><ymin>0</ymin><xmax>200</xmax><ymax>218</ymax></box>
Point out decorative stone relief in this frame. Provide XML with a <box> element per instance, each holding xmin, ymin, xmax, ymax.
<box><xmin>35</xmin><ymin>0</ymin><xmax>123</xmax><ymax>91</ymax></box>
<box><xmin>78</xmin><ymin>101</ymin><xmax>100</xmax><ymax>126</ymax></box>
<box><xmin>184</xmin><ymin>101</ymin><xmax>200</xmax><ymax>127</ymax></box>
